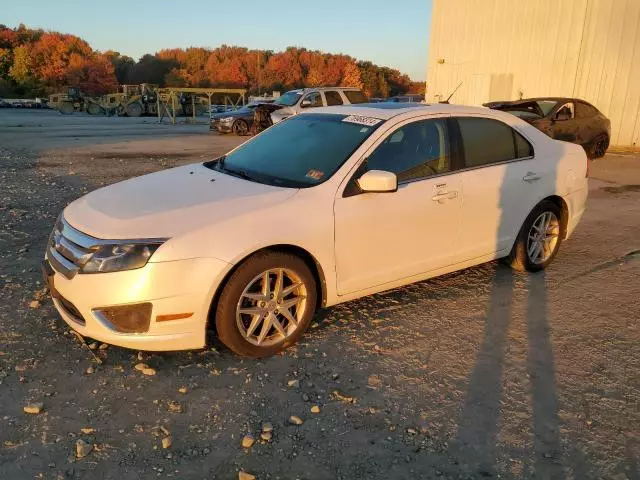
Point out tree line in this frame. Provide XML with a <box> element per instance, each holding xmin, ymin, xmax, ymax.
<box><xmin>0</xmin><ymin>24</ymin><xmax>425</xmax><ymax>98</ymax></box>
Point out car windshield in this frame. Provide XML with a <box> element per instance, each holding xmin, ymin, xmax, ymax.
<box><xmin>274</xmin><ymin>91</ymin><xmax>303</xmax><ymax>106</ymax></box>
<box><xmin>204</xmin><ymin>113</ymin><xmax>382</xmax><ymax>188</ymax></box>
<box><xmin>537</xmin><ymin>100</ymin><xmax>558</xmax><ymax>116</ymax></box>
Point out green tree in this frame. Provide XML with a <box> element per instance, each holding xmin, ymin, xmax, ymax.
<box><xmin>104</xmin><ymin>50</ymin><xmax>135</xmax><ymax>85</ymax></box>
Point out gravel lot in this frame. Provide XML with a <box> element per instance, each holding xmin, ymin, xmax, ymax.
<box><xmin>1</xmin><ymin>109</ymin><xmax>639</xmax><ymax>480</ymax></box>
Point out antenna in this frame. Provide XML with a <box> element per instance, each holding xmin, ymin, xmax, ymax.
<box><xmin>440</xmin><ymin>82</ymin><xmax>463</xmax><ymax>104</ymax></box>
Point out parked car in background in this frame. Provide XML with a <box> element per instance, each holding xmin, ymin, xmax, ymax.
<box><xmin>0</xmin><ymin>98</ymin><xmax>10</xmax><ymax>108</ymax></box>
<box><xmin>45</xmin><ymin>102</ymin><xmax>588</xmax><ymax>357</ymax></box>
<box><xmin>209</xmin><ymin>104</ymin><xmax>237</xmax><ymax>114</ymax></box>
<box><xmin>270</xmin><ymin>87</ymin><xmax>368</xmax><ymax>124</ymax></box>
<box><xmin>210</xmin><ymin>104</ymin><xmax>260</xmax><ymax>135</ymax></box>
<box><xmin>485</xmin><ymin>97</ymin><xmax>610</xmax><ymax>158</ymax></box>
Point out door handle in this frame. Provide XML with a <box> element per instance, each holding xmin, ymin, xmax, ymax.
<box><xmin>432</xmin><ymin>191</ymin><xmax>458</xmax><ymax>202</ymax></box>
<box><xmin>523</xmin><ymin>172</ymin><xmax>541</xmax><ymax>182</ymax></box>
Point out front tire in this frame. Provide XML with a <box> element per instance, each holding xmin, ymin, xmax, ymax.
<box><xmin>59</xmin><ymin>102</ymin><xmax>75</xmax><ymax>115</ymax></box>
<box><xmin>215</xmin><ymin>251</ymin><xmax>317</xmax><ymax>357</ymax></box>
<box><xmin>232</xmin><ymin>119</ymin><xmax>249</xmax><ymax>136</ymax></box>
<box><xmin>506</xmin><ymin>200</ymin><xmax>563</xmax><ymax>272</ymax></box>
<box><xmin>126</xmin><ymin>102</ymin><xmax>143</xmax><ymax>117</ymax></box>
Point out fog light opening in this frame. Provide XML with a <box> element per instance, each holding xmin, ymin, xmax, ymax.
<box><xmin>94</xmin><ymin>303</ymin><xmax>152</xmax><ymax>333</ymax></box>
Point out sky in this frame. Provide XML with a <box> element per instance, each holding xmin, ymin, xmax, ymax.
<box><xmin>2</xmin><ymin>0</ymin><xmax>432</xmax><ymax>81</ymax></box>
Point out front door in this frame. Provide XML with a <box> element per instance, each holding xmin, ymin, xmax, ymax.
<box><xmin>551</xmin><ymin>102</ymin><xmax>579</xmax><ymax>143</ymax></box>
<box><xmin>334</xmin><ymin>117</ymin><xmax>463</xmax><ymax>295</ymax></box>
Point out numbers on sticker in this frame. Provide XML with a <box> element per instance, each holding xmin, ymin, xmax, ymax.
<box><xmin>342</xmin><ymin>115</ymin><xmax>383</xmax><ymax>127</ymax></box>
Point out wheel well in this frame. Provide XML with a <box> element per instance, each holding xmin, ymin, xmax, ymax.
<box><xmin>544</xmin><ymin>195</ymin><xmax>569</xmax><ymax>239</ymax></box>
<box><xmin>206</xmin><ymin>245</ymin><xmax>327</xmax><ymax>330</ymax></box>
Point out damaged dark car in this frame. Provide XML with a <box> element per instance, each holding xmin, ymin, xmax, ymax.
<box><xmin>485</xmin><ymin>97</ymin><xmax>610</xmax><ymax>158</ymax></box>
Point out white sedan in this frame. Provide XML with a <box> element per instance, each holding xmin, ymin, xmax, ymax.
<box><xmin>44</xmin><ymin>103</ymin><xmax>588</xmax><ymax>357</ymax></box>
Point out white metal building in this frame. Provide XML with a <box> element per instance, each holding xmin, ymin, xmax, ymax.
<box><xmin>425</xmin><ymin>0</ymin><xmax>640</xmax><ymax>146</ymax></box>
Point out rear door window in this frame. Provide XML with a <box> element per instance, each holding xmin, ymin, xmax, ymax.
<box><xmin>575</xmin><ymin>102</ymin><xmax>598</xmax><ymax>118</ymax></box>
<box><xmin>324</xmin><ymin>91</ymin><xmax>344</xmax><ymax>106</ymax></box>
<box><xmin>457</xmin><ymin>117</ymin><xmax>533</xmax><ymax>168</ymax></box>
<box><xmin>344</xmin><ymin>90</ymin><xmax>368</xmax><ymax>104</ymax></box>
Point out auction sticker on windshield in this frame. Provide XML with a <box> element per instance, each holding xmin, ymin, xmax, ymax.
<box><xmin>305</xmin><ymin>169</ymin><xmax>325</xmax><ymax>180</ymax></box>
<box><xmin>342</xmin><ymin>115</ymin><xmax>382</xmax><ymax>127</ymax></box>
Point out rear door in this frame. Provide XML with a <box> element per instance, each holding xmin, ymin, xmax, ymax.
<box><xmin>453</xmin><ymin>116</ymin><xmax>546</xmax><ymax>260</ymax></box>
<box><xmin>574</xmin><ymin>101</ymin><xmax>597</xmax><ymax>146</ymax></box>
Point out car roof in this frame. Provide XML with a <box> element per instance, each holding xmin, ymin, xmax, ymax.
<box><xmin>488</xmin><ymin>97</ymin><xmax>580</xmax><ymax>105</ymax></box>
<box><xmin>285</xmin><ymin>87</ymin><xmax>362</xmax><ymax>93</ymax></box>
<box><xmin>307</xmin><ymin>103</ymin><xmax>496</xmax><ymax>120</ymax></box>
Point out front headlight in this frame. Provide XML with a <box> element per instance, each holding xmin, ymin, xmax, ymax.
<box><xmin>82</xmin><ymin>243</ymin><xmax>163</xmax><ymax>274</ymax></box>
<box><xmin>220</xmin><ymin>116</ymin><xmax>234</xmax><ymax>122</ymax></box>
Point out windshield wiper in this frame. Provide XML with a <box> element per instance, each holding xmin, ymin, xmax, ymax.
<box><xmin>203</xmin><ymin>156</ymin><xmax>225</xmax><ymax>170</ymax></box>
<box><xmin>223</xmin><ymin>166</ymin><xmax>256</xmax><ymax>181</ymax></box>
<box><xmin>204</xmin><ymin>156</ymin><xmax>301</xmax><ymax>187</ymax></box>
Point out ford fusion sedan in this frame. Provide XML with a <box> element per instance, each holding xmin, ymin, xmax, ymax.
<box><xmin>44</xmin><ymin>103</ymin><xmax>588</xmax><ymax>357</ymax></box>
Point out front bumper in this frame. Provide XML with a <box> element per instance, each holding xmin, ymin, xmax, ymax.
<box><xmin>44</xmin><ymin>255</ymin><xmax>231</xmax><ymax>351</ymax></box>
<box><xmin>209</xmin><ymin>119</ymin><xmax>234</xmax><ymax>133</ymax></box>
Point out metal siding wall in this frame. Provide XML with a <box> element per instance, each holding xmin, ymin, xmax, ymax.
<box><xmin>426</xmin><ymin>0</ymin><xmax>640</xmax><ymax>145</ymax></box>
<box><xmin>573</xmin><ymin>0</ymin><xmax>640</xmax><ymax>145</ymax></box>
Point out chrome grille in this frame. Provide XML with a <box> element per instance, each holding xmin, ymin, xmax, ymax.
<box><xmin>47</xmin><ymin>217</ymin><xmax>97</xmax><ymax>279</ymax></box>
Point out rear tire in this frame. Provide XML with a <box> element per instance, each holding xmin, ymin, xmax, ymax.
<box><xmin>506</xmin><ymin>200</ymin><xmax>563</xmax><ymax>272</ymax></box>
<box><xmin>588</xmin><ymin>134</ymin><xmax>609</xmax><ymax>159</ymax></box>
<box><xmin>86</xmin><ymin>102</ymin><xmax>103</xmax><ymax>115</ymax></box>
<box><xmin>125</xmin><ymin>102</ymin><xmax>143</xmax><ymax>117</ymax></box>
<box><xmin>215</xmin><ymin>251</ymin><xmax>317</xmax><ymax>357</ymax></box>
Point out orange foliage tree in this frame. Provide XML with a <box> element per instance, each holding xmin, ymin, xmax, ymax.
<box><xmin>0</xmin><ymin>24</ymin><xmax>421</xmax><ymax>98</ymax></box>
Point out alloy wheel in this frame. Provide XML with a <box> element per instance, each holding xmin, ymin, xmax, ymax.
<box><xmin>235</xmin><ymin>268</ymin><xmax>307</xmax><ymax>346</ymax></box>
<box><xmin>527</xmin><ymin>211</ymin><xmax>560</xmax><ymax>264</ymax></box>
<box><xmin>233</xmin><ymin>121</ymin><xmax>248</xmax><ymax>135</ymax></box>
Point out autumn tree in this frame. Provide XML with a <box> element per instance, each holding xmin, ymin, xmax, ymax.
<box><xmin>66</xmin><ymin>53</ymin><xmax>117</xmax><ymax>94</ymax></box>
<box><xmin>0</xmin><ymin>24</ymin><xmax>420</xmax><ymax>98</ymax></box>
<box><xmin>340</xmin><ymin>62</ymin><xmax>363</xmax><ymax>89</ymax></box>
<box><xmin>9</xmin><ymin>45</ymin><xmax>32</xmax><ymax>84</ymax></box>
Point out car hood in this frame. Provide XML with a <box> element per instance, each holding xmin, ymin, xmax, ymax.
<box><xmin>271</xmin><ymin>107</ymin><xmax>295</xmax><ymax>123</ymax></box>
<box><xmin>63</xmin><ymin>164</ymin><xmax>298</xmax><ymax>240</ymax></box>
<box><xmin>211</xmin><ymin>108</ymin><xmax>251</xmax><ymax>119</ymax></box>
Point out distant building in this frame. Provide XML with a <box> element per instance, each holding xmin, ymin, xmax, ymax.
<box><xmin>426</xmin><ymin>0</ymin><xmax>640</xmax><ymax>146</ymax></box>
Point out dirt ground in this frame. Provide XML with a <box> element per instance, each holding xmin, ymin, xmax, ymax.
<box><xmin>0</xmin><ymin>109</ymin><xmax>639</xmax><ymax>480</ymax></box>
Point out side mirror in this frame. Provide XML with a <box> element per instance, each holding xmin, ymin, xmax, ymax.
<box><xmin>555</xmin><ymin>112</ymin><xmax>571</xmax><ymax>121</ymax></box>
<box><xmin>357</xmin><ymin>170</ymin><xmax>398</xmax><ymax>193</ymax></box>
<box><xmin>300</xmin><ymin>99</ymin><xmax>312</xmax><ymax>108</ymax></box>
